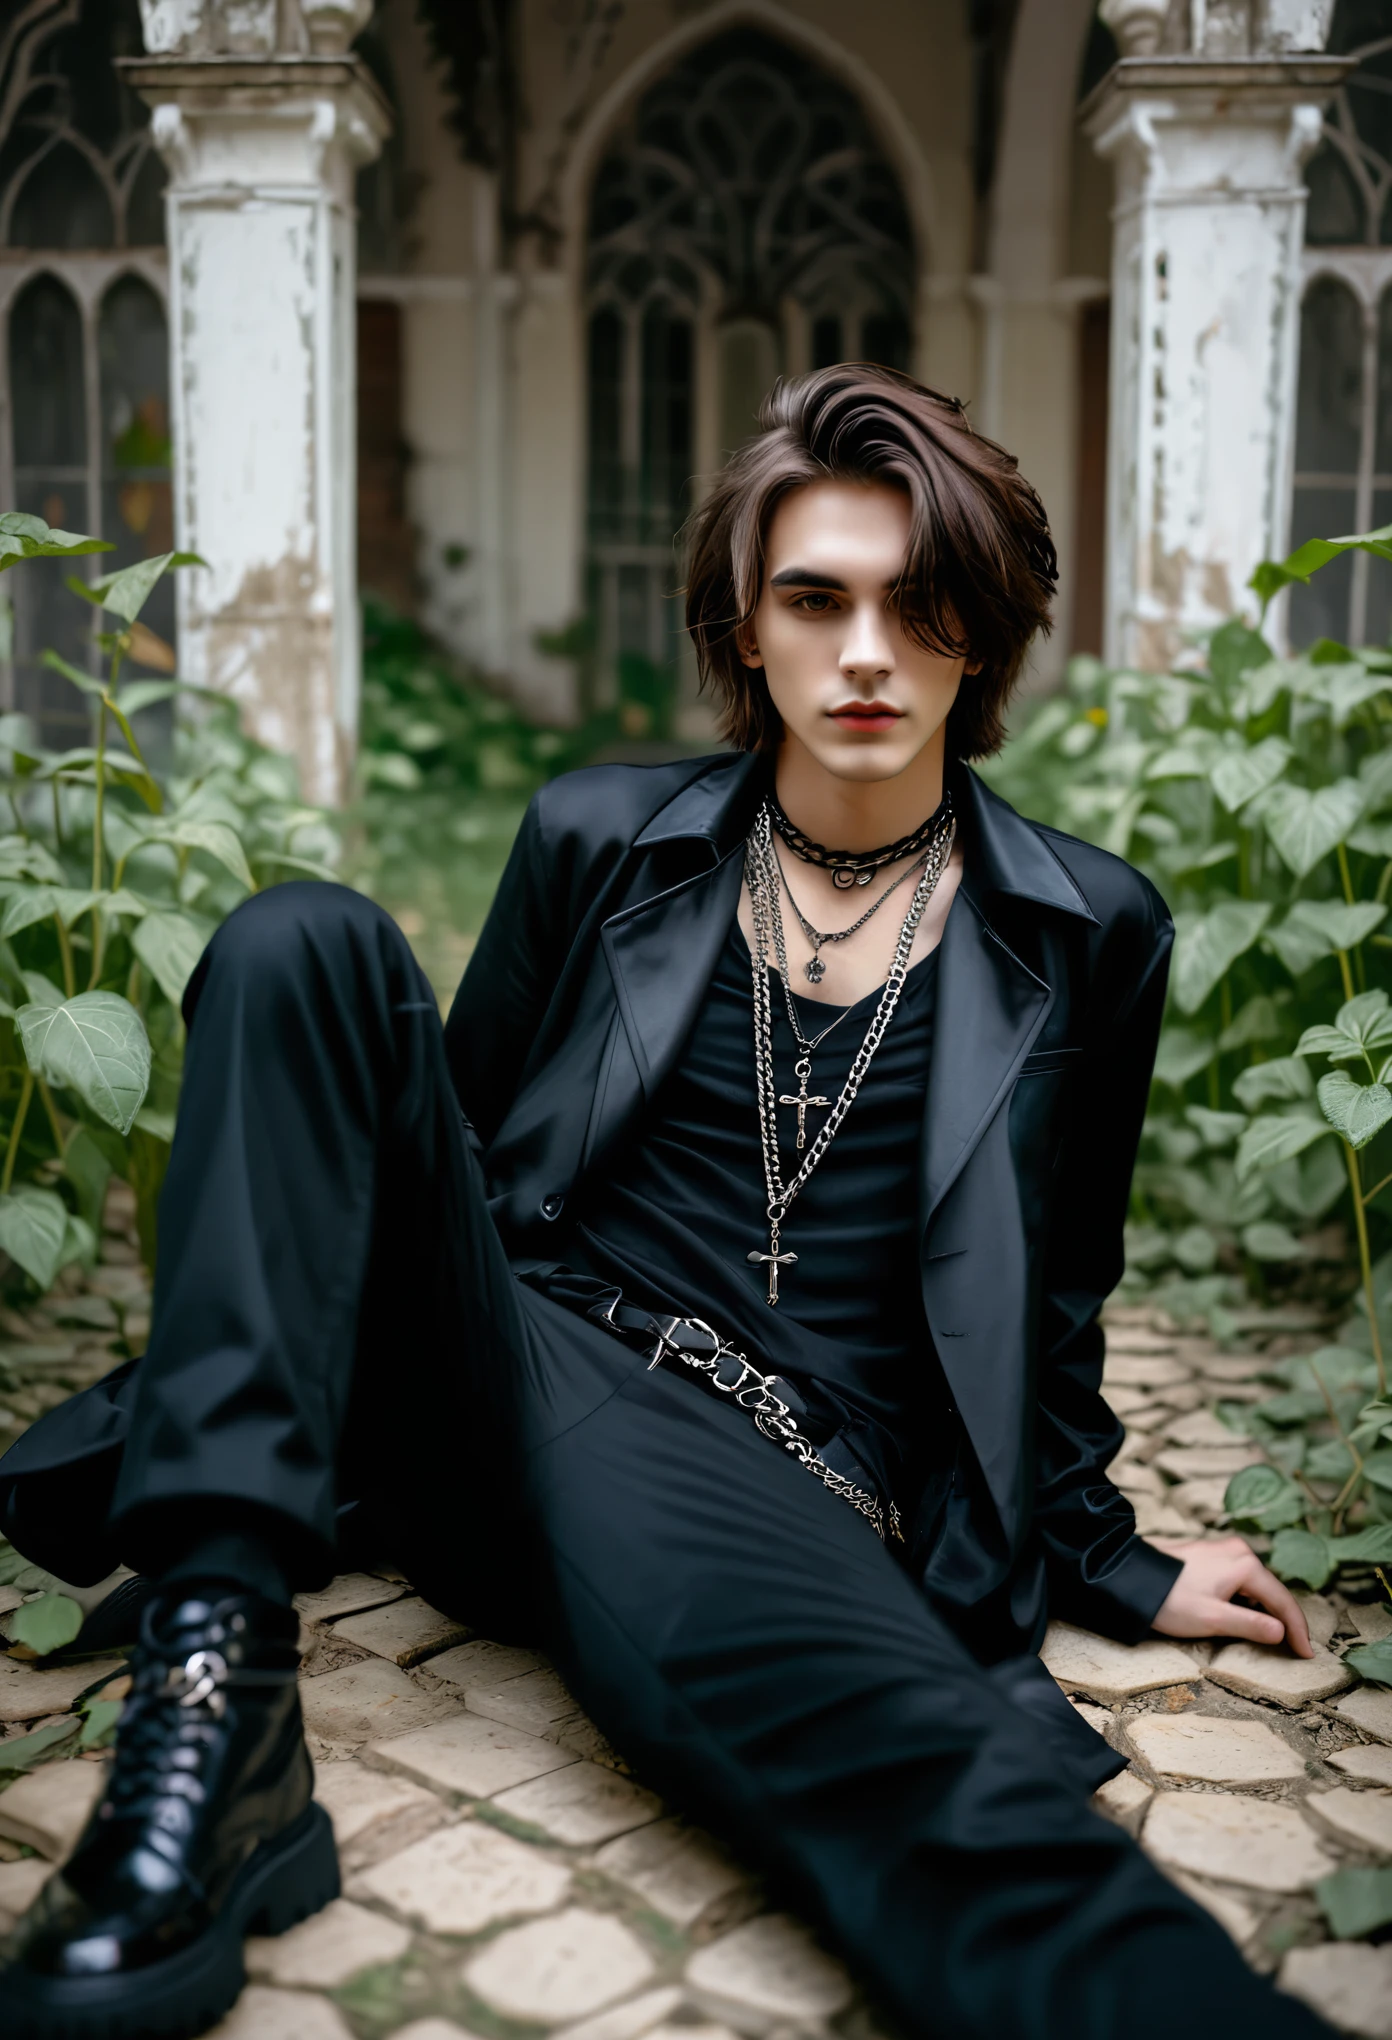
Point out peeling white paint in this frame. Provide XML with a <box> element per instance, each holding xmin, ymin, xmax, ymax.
<box><xmin>1088</xmin><ymin>63</ymin><xmax>1339</xmax><ymax>668</ymax></box>
<box><xmin>132</xmin><ymin>61</ymin><xmax>388</xmax><ymax>804</ymax></box>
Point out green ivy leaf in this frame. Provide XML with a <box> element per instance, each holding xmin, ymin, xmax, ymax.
<box><xmin>1185</xmin><ymin>1107</ymin><xmax>1246</xmax><ymax>1148</ymax></box>
<box><xmin>1329</xmin><ymin>1526</ymin><xmax>1392</xmax><ymax>1566</ymax></box>
<box><xmin>1241</xmin><ymin>1221</ymin><xmax>1310</xmax><ymax>1263</ymax></box>
<box><xmin>1269</xmin><ymin>902</ymin><xmax>1387</xmax><ymax>979</ymax></box>
<box><xmin>1344</xmin><ymin>1637</ymin><xmax>1392</xmax><ymax>1685</ymax></box>
<box><xmin>16</xmin><ymin>991</ymin><xmax>152</xmax><ymax>1135</ymax></box>
<box><xmin>84</xmin><ymin>550</ymin><xmax>205</xmax><ymax>626</ymax></box>
<box><xmin>131</xmin><ymin>911</ymin><xmax>209</xmax><ymax>1007</ymax></box>
<box><xmin>9</xmin><ymin>1590</ymin><xmax>82</xmax><ymax>1656</ymax></box>
<box><xmin>1233</xmin><ymin>1057</ymin><xmax>1314</xmax><ymax>1110</ymax></box>
<box><xmin>1268</xmin><ymin>1527</ymin><xmax>1333</xmax><ymax>1589</ymax></box>
<box><xmin>0</xmin><ymin>1186</ymin><xmax>70</xmax><ymax>1288</ymax></box>
<box><xmin>1153</xmin><ymin>1027</ymin><xmax>1218</xmax><ymax>1088</ymax></box>
<box><xmin>1224</xmin><ymin>1462</ymin><xmax>1307</xmax><ymax>1529</ymax></box>
<box><xmin>1250</xmin><ymin>522</ymin><xmax>1392</xmax><ymax>607</ymax></box>
<box><xmin>1209</xmin><ymin>735</ymin><xmax>1292</xmax><ymax>812</ymax></box>
<box><xmin>1259</xmin><ymin>779</ymin><xmax>1366</xmax><ymax>878</ymax></box>
<box><xmin>0</xmin><ymin>511</ymin><xmax>111</xmax><ymax>575</ymax></box>
<box><xmin>1317</xmin><ymin>1070</ymin><xmax>1392</xmax><ymax>1149</ymax></box>
<box><xmin>1298</xmin><ymin>990</ymin><xmax>1392</xmax><ymax>1063</ymax></box>
<box><xmin>1316</xmin><ymin>1865</ymin><xmax>1392</xmax><ymax>1941</ymax></box>
<box><xmin>1235</xmin><ymin>1111</ymin><xmax>1331</xmax><ymax>1181</ymax></box>
<box><xmin>0</xmin><ymin>1718</ymin><xmax>79</xmax><ymax>1773</ymax></box>
<box><xmin>138</xmin><ymin>818</ymin><xmax>254</xmax><ymax>893</ymax></box>
<box><xmin>79</xmin><ymin>1698</ymin><xmax>122</xmax><ymax>1749</ymax></box>
<box><xmin>1171</xmin><ymin>900</ymin><xmax>1273</xmax><ymax>1015</ymax></box>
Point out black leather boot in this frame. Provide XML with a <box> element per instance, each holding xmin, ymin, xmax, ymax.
<box><xmin>0</xmin><ymin>1590</ymin><xmax>338</xmax><ymax>2039</ymax></box>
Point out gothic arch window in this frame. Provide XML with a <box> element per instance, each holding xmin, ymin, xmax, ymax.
<box><xmin>1293</xmin><ymin>1</ymin><xmax>1392</xmax><ymax>648</ymax></box>
<box><xmin>583</xmin><ymin>29</ymin><xmax>916</xmax><ymax>720</ymax></box>
<box><xmin>0</xmin><ymin>0</ymin><xmax>170</xmax><ymax>741</ymax></box>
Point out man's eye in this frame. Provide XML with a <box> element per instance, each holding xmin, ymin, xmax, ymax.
<box><xmin>794</xmin><ymin>592</ymin><xmax>835</xmax><ymax>613</ymax></box>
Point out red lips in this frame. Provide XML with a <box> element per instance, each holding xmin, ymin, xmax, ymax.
<box><xmin>829</xmin><ymin>701</ymin><xmax>903</xmax><ymax>728</ymax></box>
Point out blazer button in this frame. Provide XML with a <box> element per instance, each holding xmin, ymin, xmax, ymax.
<box><xmin>540</xmin><ymin>1193</ymin><xmax>564</xmax><ymax>1220</ymax></box>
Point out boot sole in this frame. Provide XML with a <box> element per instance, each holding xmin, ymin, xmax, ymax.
<box><xmin>0</xmin><ymin>1799</ymin><xmax>340</xmax><ymax>2040</ymax></box>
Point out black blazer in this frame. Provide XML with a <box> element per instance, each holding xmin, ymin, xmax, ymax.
<box><xmin>445</xmin><ymin>751</ymin><xmax>1183</xmax><ymax>1660</ymax></box>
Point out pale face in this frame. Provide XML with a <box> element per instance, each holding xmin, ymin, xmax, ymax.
<box><xmin>739</xmin><ymin>479</ymin><xmax>974</xmax><ymax>786</ymax></box>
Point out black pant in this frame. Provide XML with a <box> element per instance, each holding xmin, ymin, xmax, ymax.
<box><xmin>103</xmin><ymin>884</ymin><xmax>1327</xmax><ymax>2040</ymax></box>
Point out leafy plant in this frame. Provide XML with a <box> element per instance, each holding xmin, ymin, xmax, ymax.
<box><xmin>985</xmin><ymin>521</ymin><xmax>1392</xmax><ymax>1585</ymax></box>
<box><xmin>0</xmin><ymin>513</ymin><xmax>338</xmax><ymax>1285</ymax></box>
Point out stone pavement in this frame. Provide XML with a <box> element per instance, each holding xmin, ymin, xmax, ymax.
<box><xmin>0</xmin><ymin>1206</ymin><xmax>1390</xmax><ymax>2036</ymax></box>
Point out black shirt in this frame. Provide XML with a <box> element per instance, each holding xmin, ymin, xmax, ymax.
<box><xmin>559</xmin><ymin>923</ymin><xmax>946</xmax><ymax>1493</ymax></box>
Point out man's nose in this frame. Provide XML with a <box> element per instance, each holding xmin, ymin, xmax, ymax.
<box><xmin>839</xmin><ymin>602</ymin><xmax>895</xmax><ymax>680</ymax></box>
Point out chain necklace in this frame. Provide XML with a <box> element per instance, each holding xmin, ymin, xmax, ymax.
<box><xmin>743</xmin><ymin>800</ymin><xmax>956</xmax><ymax>1304</ymax></box>
<box><xmin>772</xmin><ymin>835</ymin><xmax>933</xmax><ymax>984</ymax></box>
<box><xmin>770</xmin><ymin>789</ymin><xmax>951</xmax><ymax>889</ymax></box>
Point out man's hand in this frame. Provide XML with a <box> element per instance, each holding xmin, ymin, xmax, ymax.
<box><xmin>1150</xmin><ymin>1535</ymin><xmax>1314</xmax><ymax>1657</ymax></box>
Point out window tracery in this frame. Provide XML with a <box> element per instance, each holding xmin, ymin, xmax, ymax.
<box><xmin>0</xmin><ymin>1</ymin><xmax>170</xmax><ymax>736</ymax></box>
<box><xmin>583</xmin><ymin>29</ymin><xmax>915</xmax><ymax>715</ymax></box>
<box><xmin>1293</xmin><ymin>1</ymin><xmax>1392</xmax><ymax>648</ymax></box>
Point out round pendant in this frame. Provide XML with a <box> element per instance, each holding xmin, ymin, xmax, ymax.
<box><xmin>805</xmin><ymin>956</ymin><xmax>826</xmax><ymax>984</ymax></box>
<box><xmin>832</xmin><ymin>867</ymin><xmax>856</xmax><ymax>889</ymax></box>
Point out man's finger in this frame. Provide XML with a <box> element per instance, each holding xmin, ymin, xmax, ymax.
<box><xmin>1203</xmin><ymin>1598</ymin><xmax>1286</xmax><ymax>1647</ymax></box>
<box><xmin>1236</xmin><ymin>1562</ymin><xmax>1314</xmax><ymax>1658</ymax></box>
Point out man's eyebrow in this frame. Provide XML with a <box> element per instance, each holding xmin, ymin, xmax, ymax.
<box><xmin>768</xmin><ymin>567</ymin><xmax>848</xmax><ymax>591</ymax></box>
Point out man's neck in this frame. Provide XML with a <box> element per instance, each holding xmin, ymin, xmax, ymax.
<box><xmin>772</xmin><ymin>733</ymin><xmax>948</xmax><ymax>852</ymax></box>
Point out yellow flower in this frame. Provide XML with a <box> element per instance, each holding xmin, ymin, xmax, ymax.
<box><xmin>1084</xmin><ymin>706</ymin><xmax>1108</xmax><ymax>727</ymax></box>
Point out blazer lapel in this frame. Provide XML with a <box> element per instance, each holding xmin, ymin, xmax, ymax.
<box><xmin>920</xmin><ymin>885</ymin><xmax>1053</xmax><ymax>1233</ymax></box>
<box><xmin>601</xmin><ymin>847</ymin><xmax>744</xmax><ymax>1103</ymax></box>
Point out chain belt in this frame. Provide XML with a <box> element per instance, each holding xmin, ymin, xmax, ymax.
<box><xmin>586</xmin><ymin>1291</ymin><xmax>903</xmax><ymax>1546</ymax></box>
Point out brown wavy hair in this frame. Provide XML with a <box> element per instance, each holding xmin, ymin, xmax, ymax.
<box><xmin>682</xmin><ymin>364</ymin><xmax>1057</xmax><ymax>758</ymax></box>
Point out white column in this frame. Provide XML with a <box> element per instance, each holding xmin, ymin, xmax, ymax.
<box><xmin>1085</xmin><ymin>55</ymin><xmax>1348</xmax><ymax>670</ymax></box>
<box><xmin>122</xmin><ymin>52</ymin><xmax>388</xmax><ymax>804</ymax></box>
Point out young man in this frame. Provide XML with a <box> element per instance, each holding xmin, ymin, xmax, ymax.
<box><xmin>0</xmin><ymin>367</ymin><xmax>1334</xmax><ymax>2040</ymax></box>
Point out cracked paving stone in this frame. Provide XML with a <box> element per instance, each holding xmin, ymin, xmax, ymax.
<box><xmin>1143</xmin><ymin>1790</ymin><xmax>1334</xmax><ymax>1892</ymax></box>
<box><xmin>491</xmin><ymin>1759</ymin><xmax>662</xmax><ymax>1845</ymax></box>
<box><xmin>387</xmin><ymin>2025</ymin><xmax>477</xmax><ymax>2040</ymax></box>
<box><xmin>207</xmin><ymin>1984</ymin><xmax>356</xmax><ymax>2040</ymax></box>
<box><xmin>0</xmin><ymin>1758</ymin><xmax>105</xmax><ymax>1859</ymax></box>
<box><xmin>1349</xmin><ymin>1603</ymin><xmax>1392</xmax><ymax>1643</ymax></box>
<box><xmin>1328</xmin><ymin>1743</ymin><xmax>1392</xmax><ymax>1786</ymax></box>
<box><xmin>299</xmin><ymin>1660</ymin><xmax>460</xmax><ymax>1743</ymax></box>
<box><xmin>0</xmin><ymin>1656</ymin><xmax>126</xmax><ymax>1724</ymax></box>
<box><xmin>1102</xmin><ymin>1355</ymin><xmax>1192</xmax><ymax>1388</ymax></box>
<box><xmin>1040</xmin><ymin>1623</ymin><xmax>1199</xmax><ymax>1704</ymax></box>
<box><xmin>1162</xmin><ymin>1410</ymin><xmax>1248</xmax><ymax>1449</ymax></box>
<box><xmin>332</xmin><ymin>1597</ymin><xmax>470</xmax><ymax>1668</ymax></box>
<box><xmin>1306</xmin><ymin>1785</ymin><xmax>1392</xmax><ymax>1855</ymax></box>
<box><xmin>1206</xmin><ymin>1641</ymin><xmax>1353</xmax><ymax>1709</ymax></box>
<box><xmin>1092</xmin><ymin>1770</ymin><xmax>1152</xmax><ymax>1832</ymax></box>
<box><xmin>552</xmin><ymin>1986</ymin><xmax>683</xmax><ymax>2040</ymax></box>
<box><xmin>294</xmin><ymin>1575</ymin><xmax>407</xmax><ymax>1627</ymax></box>
<box><xmin>686</xmin><ymin>1914</ymin><xmax>855</xmax><ymax>2022</ymax></box>
<box><xmin>246</xmin><ymin>1895</ymin><xmax>411</xmax><ymax>1986</ymax></box>
<box><xmin>357</xmin><ymin>1815</ymin><xmax>571</xmax><ymax>1933</ymax></box>
<box><xmin>1332</xmin><ymin>1688</ymin><xmax>1392</xmax><ymax>1745</ymax></box>
<box><xmin>369</xmin><ymin>1710</ymin><xmax>578</xmax><ymax>1798</ymax></box>
<box><xmin>1164</xmin><ymin>1868</ymin><xmax>1260</xmax><ymax>1949</ymax></box>
<box><xmin>1295</xmin><ymin>1594</ymin><xmax>1339</xmax><ymax>1648</ymax></box>
<box><xmin>1280</xmin><ymin>1942</ymin><xmax>1392</xmax><ymax>2040</ymax></box>
<box><xmin>313</xmin><ymin>1758</ymin><xmax>445</xmax><ymax>1846</ymax></box>
<box><xmin>429</xmin><ymin>1639</ymin><xmax>546</xmax><ymax>1688</ymax></box>
<box><xmin>1069</xmin><ymin>1699</ymin><xmax>1115</xmax><ymax>1739</ymax></box>
<box><xmin>464</xmin><ymin>1666</ymin><xmax>585</xmax><ymax>1738</ymax></box>
<box><xmin>1127</xmin><ymin>1712</ymin><xmax>1304</xmax><ymax>1784</ymax></box>
<box><xmin>464</xmin><ymin>1907</ymin><xmax>655</xmax><ymax>2021</ymax></box>
<box><xmin>594</xmin><ymin>1815</ymin><xmax>748</xmax><ymax>1927</ymax></box>
<box><xmin>1131</xmin><ymin>1499</ymin><xmax>1197</xmax><ymax>1538</ymax></box>
<box><xmin>1165</xmin><ymin>1478</ymin><xmax>1232</xmax><ymax>1524</ymax></box>
<box><xmin>0</xmin><ymin>1854</ymin><xmax>51</xmax><ymax>1929</ymax></box>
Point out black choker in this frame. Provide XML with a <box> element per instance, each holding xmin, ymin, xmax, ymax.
<box><xmin>769</xmin><ymin>790</ymin><xmax>954</xmax><ymax>889</ymax></box>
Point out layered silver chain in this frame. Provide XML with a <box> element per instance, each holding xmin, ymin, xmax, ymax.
<box><xmin>743</xmin><ymin>797</ymin><xmax>956</xmax><ymax>1302</ymax></box>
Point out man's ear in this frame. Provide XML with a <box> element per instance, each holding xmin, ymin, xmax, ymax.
<box><xmin>735</xmin><ymin>619</ymin><xmax>764</xmax><ymax>669</ymax></box>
